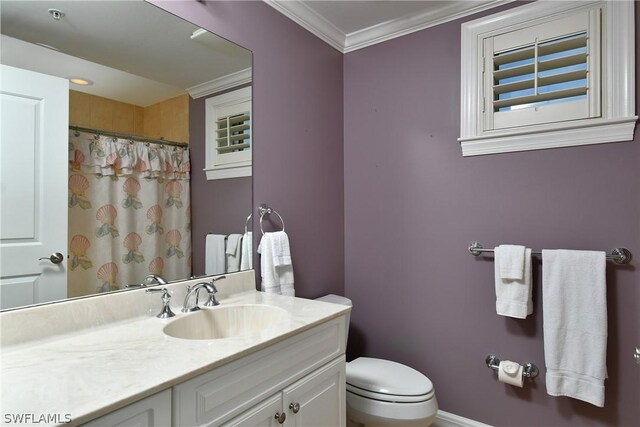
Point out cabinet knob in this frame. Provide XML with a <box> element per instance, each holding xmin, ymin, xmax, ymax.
<box><xmin>274</xmin><ymin>412</ymin><xmax>286</xmax><ymax>424</ymax></box>
<box><xmin>289</xmin><ymin>402</ymin><xmax>300</xmax><ymax>414</ymax></box>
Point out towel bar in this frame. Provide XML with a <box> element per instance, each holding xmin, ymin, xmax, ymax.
<box><xmin>244</xmin><ymin>213</ymin><xmax>252</xmax><ymax>234</ymax></box>
<box><xmin>469</xmin><ymin>242</ymin><xmax>632</xmax><ymax>265</ymax></box>
<box><xmin>258</xmin><ymin>203</ymin><xmax>285</xmax><ymax>235</ymax></box>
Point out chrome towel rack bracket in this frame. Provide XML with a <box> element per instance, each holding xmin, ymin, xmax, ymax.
<box><xmin>468</xmin><ymin>241</ymin><xmax>632</xmax><ymax>265</ymax></box>
<box><xmin>258</xmin><ymin>204</ymin><xmax>285</xmax><ymax>235</ymax></box>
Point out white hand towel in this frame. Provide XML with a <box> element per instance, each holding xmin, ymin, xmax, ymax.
<box><xmin>542</xmin><ymin>249</ymin><xmax>607</xmax><ymax>407</ymax></box>
<box><xmin>495</xmin><ymin>247</ymin><xmax>532</xmax><ymax>318</ymax></box>
<box><xmin>270</xmin><ymin>231</ymin><xmax>292</xmax><ymax>267</ymax></box>
<box><xmin>269</xmin><ymin>231</ymin><xmax>294</xmax><ymax>296</ymax></box>
<box><xmin>258</xmin><ymin>232</ymin><xmax>295</xmax><ymax>296</ymax></box>
<box><xmin>240</xmin><ymin>231</ymin><xmax>253</xmax><ymax>270</ymax></box>
<box><xmin>495</xmin><ymin>244</ymin><xmax>526</xmax><ymax>280</ymax></box>
<box><xmin>205</xmin><ymin>234</ymin><xmax>226</xmax><ymax>275</ymax></box>
<box><xmin>225</xmin><ymin>234</ymin><xmax>243</xmax><ymax>273</ymax></box>
<box><xmin>257</xmin><ymin>234</ymin><xmax>280</xmax><ymax>293</ymax></box>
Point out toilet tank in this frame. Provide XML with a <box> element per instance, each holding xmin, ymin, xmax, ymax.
<box><xmin>315</xmin><ymin>294</ymin><xmax>351</xmax><ymax>345</ymax></box>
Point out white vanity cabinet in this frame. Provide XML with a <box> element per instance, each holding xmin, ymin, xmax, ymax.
<box><xmin>172</xmin><ymin>316</ymin><xmax>346</xmax><ymax>427</ymax></box>
<box><xmin>81</xmin><ymin>389</ymin><xmax>171</xmax><ymax>427</ymax></box>
<box><xmin>223</xmin><ymin>357</ymin><xmax>345</xmax><ymax>427</ymax></box>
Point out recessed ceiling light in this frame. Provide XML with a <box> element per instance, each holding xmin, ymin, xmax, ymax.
<box><xmin>48</xmin><ymin>9</ymin><xmax>65</xmax><ymax>21</ymax></box>
<box><xmin>68</xmin><ymin>77</ymin><xmax>93</xmax><ymax>86</ymax></box>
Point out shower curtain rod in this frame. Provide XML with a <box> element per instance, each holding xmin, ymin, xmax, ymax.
<box><xmin>69</xmin><ymin>125</ymin><xmax>188</xmax><ymax>148</ymax></box>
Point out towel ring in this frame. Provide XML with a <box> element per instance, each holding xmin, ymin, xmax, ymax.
<box><xmin>258</xmin><ymin>204</ymin><xmax>285</xmax><ymax>235</ymax></box>
<box><xmin>244</xmin><ymin>213</ymin><xmax>252</xmax><ymax>234</ymax></box>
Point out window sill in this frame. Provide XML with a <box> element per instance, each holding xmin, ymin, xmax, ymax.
<box><xmin>459</xmin><ymin>116</ymin><xmax>638</xmax><ymax>156</ymax></box>
<box><xmin>204</xmin><ymin>165</ymin><xmax>252</xmax><ymax>180</ymax></box>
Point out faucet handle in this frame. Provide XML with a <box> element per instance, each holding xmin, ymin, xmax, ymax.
<box><xmin>146</xmin><ymin>287</ymin><xmax>175</xmax><ymax>318</ymax></box>
<box><xmin>208</xmin><ymin>276</ymin><xmax>226</xmax><ymax>294</ymax></box>
<box><xmin>203</xmin><ymin>292</ymin><xmax>220</xmax><ymax>307</ymax></box>
<box><xmin>202</xmin><ymin>283</ymin><xmax>220</xmax><ymax>307</ymax></box>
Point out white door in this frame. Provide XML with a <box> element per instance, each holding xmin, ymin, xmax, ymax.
<box><xmin>0</xmin><ymin>65</ymin><xmax>68</xmax><ymax>309</ymax></box>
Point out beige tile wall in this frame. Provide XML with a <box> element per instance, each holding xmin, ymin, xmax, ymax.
<box><xmin>69</xmin><ymin>91</ymin><xmax>189</xmax><ymax>144</ymax></box>
<box><xmin>143</xmin><ymin>94</ymin><xmax>189</xmax><ymax>143</ymax></box>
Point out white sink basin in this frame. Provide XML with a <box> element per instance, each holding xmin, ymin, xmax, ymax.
<box><xmin>163</xmin><ymin>304</ymin><xmax>290</xmax><ymax>340</ymax></box>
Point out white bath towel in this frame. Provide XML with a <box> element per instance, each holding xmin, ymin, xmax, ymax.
<box><xmin>495</xmin><ymin>244</ymin><xmax>526</xmax><ymax>280</ymax></box>
<box><xmin>542</xmin><ymin>249</ymin><xmax>607</xmax><ymax>407</ymax></box>
<box><xmin>258</xmin><ymin>232</ymin><xmax>295</xmax><ymax>296</ymax></box>
<box><xmin>205</xmin><ymin>234</ymin><xmax>226</xmax><ymax>275</ymax></box>
<box><xmin>240</xmin><ymin>231</ymin><xmax>253</xmax><ymax>270</ymax></box>
<box><xmin>225</xmin><ymin>234</ymin><xmax>243</xmax><ymax>273</ymax></box>
<box><xmin>495</xmin><ymin>247</ymin><xmax>533</xmax><ymax>318</ymax></box>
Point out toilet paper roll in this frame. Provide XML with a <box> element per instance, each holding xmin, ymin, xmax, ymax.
<box><xmin>498</xmin><ymin>360</ymin><xmax>524</xmax><ymax>387</ymax></box>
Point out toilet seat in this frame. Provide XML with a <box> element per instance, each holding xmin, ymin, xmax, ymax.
<box><xmin>346</xmin><ymin>357</ymin><xmax>435</xmax><ymax>403</ymax></box>
<box><xmin>347</xmin><ymin>383</ymin><xmax>435</xmax><ymax>403</ymax></box>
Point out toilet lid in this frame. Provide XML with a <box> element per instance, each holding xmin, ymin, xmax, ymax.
<box><xmin>346</xmin><ymin>357</ymin><xmax>434</xmax><ymax>397</ymax></box>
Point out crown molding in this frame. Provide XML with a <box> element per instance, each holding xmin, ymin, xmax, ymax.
<box><xmin>264</xmin><ymin>0</ymin><xmax>515</xmax><ymax>53</ymax></box>
<box><xmin>187</xmin><ymin>67</ymin><xmax>252</xmax><ymax>99</ymax></box>
<box><xmin>263</xmin><ymin>0</ymin><xmax>345</xmax><ymax>52</ymax></box>
<box><xmin>344</xmin><ymin>0</ymin><xmax>515</xmax><ymax>53</ymax></box>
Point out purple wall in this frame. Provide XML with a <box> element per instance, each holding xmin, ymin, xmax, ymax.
<box><xmin>189</xmin><ymin>93</ymin><xmax>252</xmax><ymax>276</ymax></box>
<box><xmin>154</xmin><ymin>1</ymin><xmax>345</xmax><ymax>296</ymax></box>
<box><xmin>344</xmin><ymin>5</ymin><xmax>639</xmax><ymax>427</ymax></box>
<box><xmin>155</xmin><ymin>0</ymin><xmax>640</xmax><ymax>425</ymax></box>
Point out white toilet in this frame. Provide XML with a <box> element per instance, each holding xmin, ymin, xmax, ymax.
<box><xmin>316</xmin><ymin>295</ymin><xmax>438</xmax><ymax>427</ymax></box>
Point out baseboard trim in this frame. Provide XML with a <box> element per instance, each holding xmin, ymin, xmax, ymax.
<box><xmin>435</xmin><ymin>410</ymin><xmax>493</xmax><ymax>427</ymax></box>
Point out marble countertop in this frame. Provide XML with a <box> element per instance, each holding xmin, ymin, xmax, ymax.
<box><xmin>0</xmin><ymin>287</ymin><xmax>349</xmax><ymax>426</ymax></box>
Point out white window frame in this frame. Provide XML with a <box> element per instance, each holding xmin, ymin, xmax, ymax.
<box><xmin>459</xmin><ymin>0</ymin><xmax>636</xmax><ymax>157</ymax></box>
<box><xmin>204</xmin><ymin>86</ymin><xmax>252</xmax><ymax>180</ymax></box>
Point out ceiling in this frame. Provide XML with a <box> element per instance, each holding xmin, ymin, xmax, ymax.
<box><xmin>0</xmin><ymin>1</ymin><xmax>252</xmax><ymax>106</ymax></box>
<box><xmin>265</xmin><ymin>0</ymin><xmax>514</xmax><ymax>53</ymax></box>
<box><xmin>0</xmin><ymin>0</ymin><xmax>512</xmax><ymax>104</ymax></box>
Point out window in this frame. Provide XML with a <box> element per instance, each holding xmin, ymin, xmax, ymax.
<box><xmin>459</xmin><ymin>1</ymin><xmax>636</xmax><ymax>156</ymax></box>
<box><xmin>205</xmin><ymin>87</ymin><xmax>252</xmax><ymax>180</ymax></box>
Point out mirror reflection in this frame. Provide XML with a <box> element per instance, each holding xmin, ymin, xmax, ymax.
<box><xmin>0</xmin><ymin>0</ymin><xmax>253</xmax><ymax>310</ymax></box>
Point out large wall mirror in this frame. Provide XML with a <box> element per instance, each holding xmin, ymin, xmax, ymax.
<box><xmin>0</xmin><ymin>0</ymin><xmax>253</xmax><ymax>311</ymax></box>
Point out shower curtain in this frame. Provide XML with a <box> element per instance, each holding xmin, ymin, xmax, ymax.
<box><xmin>67</xmin><ymin>130</ymin><xmax>191</xmax><ymax>297</ymax></box>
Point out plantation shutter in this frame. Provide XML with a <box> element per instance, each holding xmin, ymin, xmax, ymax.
<box><xmin>483</xmin><ymin>9</ymin><xmax>601</xmax><ymax>131</ymax></box>
<box><xmin>215</xmin><ymin>101</ymin><xmax>251</xmax><ymax>155</ymax></box>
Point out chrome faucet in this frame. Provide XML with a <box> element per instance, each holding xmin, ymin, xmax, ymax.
<box><xmin>182</xmin><ymin>276</ymin><xmax>225</xmax><ymax>312</ymax></box>
<box><xmin>125</xmin><ymin>274</ymin><xmax>168</xmax><ymax>289</ymax></box>
<box><xmin>146</xmin><ymin>287</ymin><xmax>175</xmax><ymax>318</ymax></box>
<box><xmin>144</xmin><ymin>274</ymin><xmax>167</xmax><ymax>286</ymax></box>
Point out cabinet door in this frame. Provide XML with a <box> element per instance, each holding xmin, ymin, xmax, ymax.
<box><xmin>221</xmin><ymin>394</ymin><xmax>283</xmax><ymax>427</ymax></box>
<box><xmin>283</xmin><ymin>356</ymin><xmax>345</xmax><ymax>427</ymax></box>
<box><xmin>81</xmin><ymin>389</ymin><xmax>171</xmax><ymax>427</ymax></box>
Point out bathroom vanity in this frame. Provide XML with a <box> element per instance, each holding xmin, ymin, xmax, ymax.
<box><xmin>0</xmin><ymin>272</ymin><xmax>349</xmax><ymax>426</ymax></box>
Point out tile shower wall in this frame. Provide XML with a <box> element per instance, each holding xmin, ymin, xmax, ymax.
<box><xmin>154</xmin><ymin>1</ymin><xmax>345</xmax><ymax>297</ymax></box>
<box><xmin>343</xmin><ymin>5</ymin><xmax>639</xmax><ymax>427</ymax></box>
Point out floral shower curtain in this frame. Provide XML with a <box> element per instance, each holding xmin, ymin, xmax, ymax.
<box><xmin>68</xmin><ymin>130</ymin><xmax>191</xmax><ymax>298</ymax></box>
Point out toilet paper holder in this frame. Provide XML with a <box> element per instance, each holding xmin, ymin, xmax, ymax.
<box><xmin>486</xmin><ymin>354</ymin><xmax>539</xmax><ymax>379</ymax></box>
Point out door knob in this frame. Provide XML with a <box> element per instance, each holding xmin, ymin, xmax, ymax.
<box><xmin>274</xmin><ymin>412</ymin><xmax>286</xmax><ymax>424</ymax></box>
<box><xmin>634</xmin><ymin>347</ymin><xmax>640</xmax><ymax>365</ymax></box>
<box><xmin>289</xmin><ymin>402</ymin><xmax>300</xmax><ymax>414</ymax></box>
<box><xmin>39</xmin><ymin>252</ymin><xmax>64</xmax><ymax>264</ymax></box>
